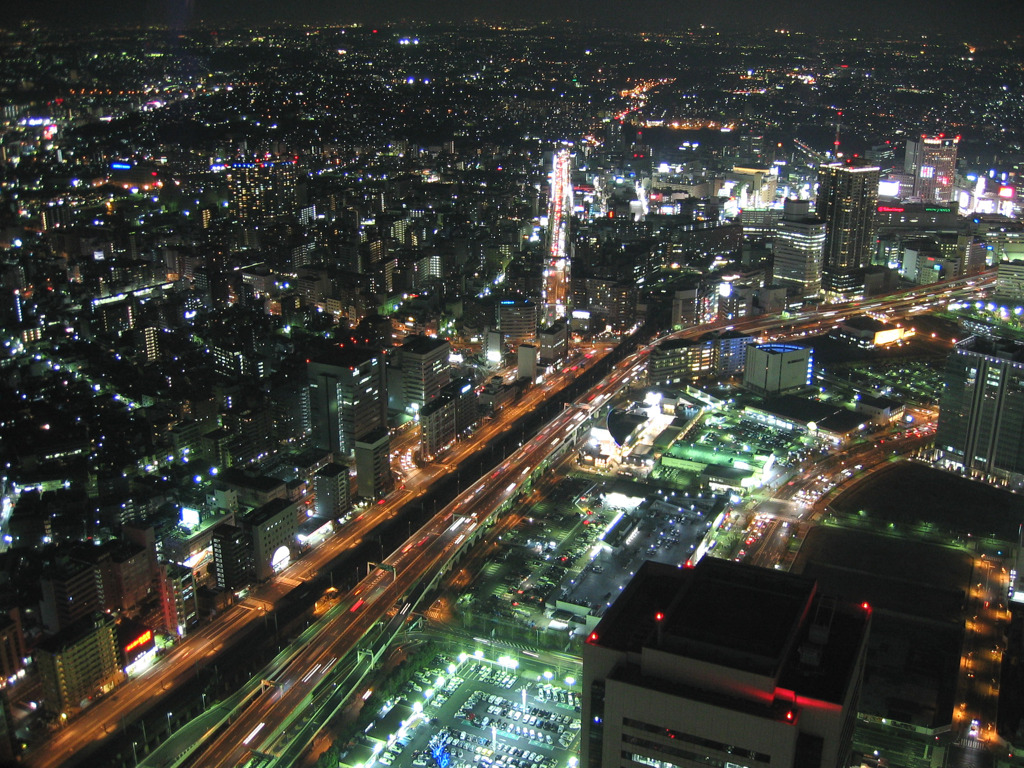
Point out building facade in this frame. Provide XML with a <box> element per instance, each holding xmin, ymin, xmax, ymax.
<box><xmin>743</xmin><ymin>344</ymin><xmax>812</xmax><ymax>397</ymax></box>
<box><xmin>773</xmin><ymin>199</ymin><xmax>826</xmax><ymax>298</ymax></box>
<box><xmin>935</xmin><ymin>336</ymin><xmax>1024</xmax><ymax>486</ymax></box>
<box><xmin>816</xmin><ymin>163</ymin><xmax>880</xmax><ymax>298</ymax></box>
<box><xmin>355</xmin><ymin>428</ymin><xmax>393</xmax><ymax>500</ymax></box>
<box><xmin>314</xmin><ymin>462</ymin><xmax>351</xmax><ymax>520</ymax></box>
<box><xmin>307</xmin><ymin>347</ymin><xmax>387</xmax><ymax>457</ymax></box>
<box><xmin>905</xmin><ymin>134</ymin><xmax>958</xmax><ymax>203</ymax></box>
<box><xmin>36</xmin><ymin>613</ymin><xmax>122</xmax><ymax>717</ymax></box>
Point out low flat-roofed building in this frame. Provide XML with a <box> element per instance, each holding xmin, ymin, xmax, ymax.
<box><xmin>833</xmin><ymin>316</ymin><xmax>909</xmax><ymax>349</ymax></box>
<box><xmin>745</xmin><ymin>396</ymin><xmax>869</xmax><ymax>445</ymax></box>
<box><xmin>854</xmin><ymin>394</ymin><xmax>906</xmax><ymax>425</ymax></box>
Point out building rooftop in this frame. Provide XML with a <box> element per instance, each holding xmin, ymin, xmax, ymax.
<box><xmin>755</xmin><ymin>396</ymin><xmax>867</xmax><ymax>436</ymax></box>
<box><xmin>591</xmin><ymin>558</ymin><xmax>870</xmax><ymax>704</ymax></box>
<box><xmin>309</xmin><ymin>345</ymin><xmax>380</xmax><ymax>369</ymax></box>
<box><xmin>244</xmin><ymin>496</ymin><xmax>294</xmax><ymax>527</ymax></box>
<box><xmin>37</xmin><ymin>613</ymin><xmax>112</xmax><ymax>654</ymax></box>
<box><xmin>400</xmin><ymin>335</ymin><xmax>450</xmax><ymax>356</ymax></box>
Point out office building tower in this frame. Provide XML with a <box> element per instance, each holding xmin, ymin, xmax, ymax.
<box><xmin>36</xmin><ymin>613</ymin><xmax>122</xmax><ymax>717</ymax></box>
<box><xmin>582</xmin><ymin>558</ymin><xmax>870</xmax><ymax>768</ymax></box>
<box><xmin>39</xmin><ymin>558</ymin><xmax>100</xmax><ymax>636</ymax></box>
<box><xmin>307</xmin><ymin>347</ymin><xmax>387</xmax><ymax>457</ymax></box>
<box><xmin>816</xmin><ymin>163</ymin><xmax>880</xmax><ymax>298</ymax></box>
<box><xmin>905</xmin><ymin>134</ymin><xmax>958</xmax><ymax>203</ymax></box>
<box><xmin>355</xmin><ymin>429</ymin><xmax>393</xmax><ymax>500</ymax></box>
<box><xmin>935</xmin><ymin>336</ymin><xmax>1024</xmax><ymax>486</ymax></box>
<box><xmin>159</xmin><ymin>563</ymin><xmax>197</xmax><ymax>637</ymax></box>
<box><xmin>743</xmin><ymin>344</ymin><xmax>813</xmax><ymax>396</ymax></box>
<box><xmin>0</xmin><ymin>608</ymin><xmax>26</xmax><ymax>683</ymax></box>
<box><xmin>538</xmin><ymin>322</ymin><xmax>569</xmax><ymax>366</ymax></box>
<box><xmin>314</xmin><ymin>463</ymin><xmax>351</xmax><ymax>520</ymax></box>
<box><xmin>420</xmin><ymin>378</ymin><xmax>479</xmax><ymax>459</ymax></box>
<box><xmin>498</xmin><ymin>300</ymin><xmax>539</xmax><ymax>348</ymax></box>
<box><xmin>518</xmin><ymin>344</ymin><xmax>539</xmax><ymax>382</ymax></box>
<box><xmin>211</xmin><ymin>524</ymin><xmax>253</xmax><ymax>591</ymax></box>
<box><xmin>243</xmin><ymin>497</ymin><xmax>299</xmax><ymax>582</ymax></box>
<box><xmin>397</xmin><ymin>335</ymin><xmax>451</xmax><ymax>414</ymax></box>
<box><xmin>773</xmin><ymin>199</ymin><xmax>826</xmax><ymax>298</ymax></box>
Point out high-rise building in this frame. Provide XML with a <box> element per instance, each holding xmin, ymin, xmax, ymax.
<box><xmin>159</xmin><ymin>563</ymin><xmax>197</xmax><ymax>637</ymax></box>
<box><xmin>773</xmin><ymin>199</ymin><xmax>826</xmax><ymax>298</ymax></box>
<box><xmin>0</xmin><ymin>608</ymin><xmax>27</xmax><ymax>683</ymax></box>
<box><xmin>582</xmin><ymin>558</ymin><xmax>870</xmax><ymax>768</ymax></box>
<box><xmin>243</xmin><ymin>497</ymin><xmax>299</xmax><ymax>582</ymax></box>
<box><xmin>396</xmin><ymin>335</ymin><xmax>451</xmax><ymax>414</ymax></box>
<box><xmin>420</xmin><ymin>378</ymin><xmax>479</xmax><ymax>459</ymax></box>
<box><xmin>935</xmin><ymin>336</ymin><xmax>1024</xmax><ymax>486</ymax></box>
<box><xmin>36</xmin><ymin>613</ymin><xmax>122</xmax><ymax>717</ymax></box>
<box><xmin>538</xmin><ymin>322</ymin><xmax>569</xmax><ymax>366</ymax></box>
<box><xmin>307</xmin><ymin>347</ymin><xmax>387</xmax><ymax>457</ymax></box>
<box><xmin>226</xmin><ymin>160</ymin><xmax>302</xmax><ymax>225</ymax></box>
<box><xmin>498</xmin><ymin>300</ymin><xmax>539</xmax><ymax>348</ymax></box>
<box><xmin>355</xmin><ymin>429</ymin><xmax>393</xmax><ymax>500</ymax></box>
<box><xmin>314</xmin><ymin>463</ymin><xmax>351</xmax><ymax>520</ymax></box>
<box><xmin>211</xmin><ymin>524</ymin><xmax>253</xmax><ymax>591</ymax></box>
<box><xmin>38</xmin><ymin>558</ymin><xmax>100</xmax><ymax>636</ymax></box>
<box><xmin>905</xmin><ymin>134</ymin><xmax>959</xmax><ymax>203</ymax></box>
<box><xmin>816</xmin><ymin>162</ymin><xmax>880</xmax><ymax>298</ymax></box>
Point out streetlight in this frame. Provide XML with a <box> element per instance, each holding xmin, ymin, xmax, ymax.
<box><xmin>166</xmin><ymin>711</ymin><xmax>172</xmax><ymax>733</ymax></box>
<box><xmin>201</xmin><ymin>693</ymin><xmax>207</xmax><ymax>712</ymax></box>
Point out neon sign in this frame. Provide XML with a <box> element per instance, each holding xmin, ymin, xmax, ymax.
<box><xmin>125</xmin><ymin>629</ymin><xmax>152</xmax><ymax>653</ymax></box>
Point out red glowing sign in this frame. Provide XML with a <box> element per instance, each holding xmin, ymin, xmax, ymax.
<box><xmin>998</xmin><ymin>186</ymin><xmax>1015</xmax><ymax>199</ymax></box>
<box><xmin>877</xmin><ymin>206</ymin><xmax>905</xmax><ymax>213</ymax></box>
<box><xmin>125</xmin><ymin>629</ymin><xmax>152</xmax><ymax>653</ymax></box>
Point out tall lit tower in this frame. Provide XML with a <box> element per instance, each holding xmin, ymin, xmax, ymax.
<box><xmin>543</xmin><ymin>146</ymin><xmax>573</xmax><ymax>326</ymax></box>
<box><xmin>905</xmin><ymin>134</ymin><xmax>959</xmax><ymax>203</ymax></box>
<box><xmin>815</xmin><ymin>161</ymin><xmax>880</xmax><ymax>299</ymax></box>
<box><xmin>773</xmin><ymin>198</ymin><xmax>826</xmax><ymax>298</ymax></box>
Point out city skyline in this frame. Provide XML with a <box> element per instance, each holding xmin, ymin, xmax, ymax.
<box><xmin>0</xmin><ymin>14</ymin><xmax>1022</xmax><ymax>768</ymax></box>
<box><xmin>6</xmin><ymin>0</ymin><xmax>1024</xmax><ymax>35</ymax></box>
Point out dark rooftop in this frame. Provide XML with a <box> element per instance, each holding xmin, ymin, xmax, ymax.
<box><xmin>591</xmin><ymin>558</ymin><xmax>870</xmax><ymax>704</ymax></box>
<box><xmin>755</xmin><ymin>396</ymin><xmax>867</xmax><ymax>435</ymax></box>
<box><xmin>401</xmin><ymin>335</ymin><xmax>450</xmax><ymax>355</ymax></box>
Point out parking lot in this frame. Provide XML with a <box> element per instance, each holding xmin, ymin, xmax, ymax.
<box><xmin>346</xmin><ymin>653</ymin><xmax>581</xmax><ymax>768</ymax></box>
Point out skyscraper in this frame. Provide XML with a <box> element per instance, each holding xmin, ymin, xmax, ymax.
<box><xmin>582</xmin><ymin>558</ymin><xmax>870</xmax><ymax>768</ymax></box>
<box><xmin>306</xmin><ymin>347</ymin><xmax>387</xmax><ymax>457</ymax></box>
<box><xmin>396</xmin><ymin>335</ymin><xmax>451</xmax><ymax>414</ymax></box>
<box><xmin>935</xmin><ymin>335</ymin><xmax>1024</xmax><ymax>486</ymax></box>
<box><xmin>773</xmin><ymin>198</ymin><xmax>826</xmax><ymax>298</ymax></box>
<box><xmin>815</xmin><ymin>162</ymin><xmax>880</xmax><ymax>299</ymax></box>
<box><xmin>905</xmin><ymin>134</ymin><xmax>959</xmax><ymax>203</ymax></box>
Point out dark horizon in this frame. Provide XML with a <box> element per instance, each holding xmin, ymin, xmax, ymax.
<box><xmin>7</xmin><ymin>0</ymin><xmax>1024</xmax><ymax>37</ymax></box>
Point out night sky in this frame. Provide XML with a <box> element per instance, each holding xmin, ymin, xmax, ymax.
<box><xmin>8</xmin><ymin>0</ymin><xmax>1024</xmax><ymax>35</ymax></box>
